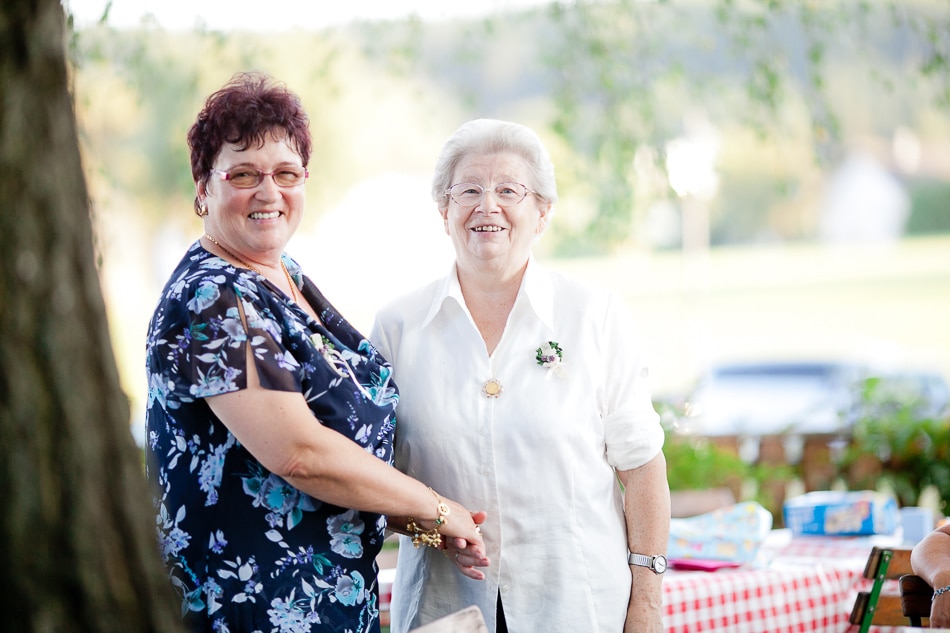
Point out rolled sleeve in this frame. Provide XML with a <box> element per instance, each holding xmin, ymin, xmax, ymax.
<box><xmin>601</xmin><ymin>293</ymin><xmax>665</xmax><ymax>471</ymax></box>
<box><xmin>604</xmin><ymin>405</ymin><xmax>664</xmax><ymax>470</ymax></box>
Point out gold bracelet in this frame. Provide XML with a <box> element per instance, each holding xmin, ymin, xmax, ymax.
<box><xmin>406</xmin><ymin>488</ymin><xmax>451</xmax><ymax>549</ymax></box>
<box><xmin>429</xmin><ymin>487</ymin><xmax>451</xmax><ymax>527</ymax></box>
<box><xmin>406</xmin><ymin>518</ymin><xmax>442</xmax><ymax>548</ymax></box>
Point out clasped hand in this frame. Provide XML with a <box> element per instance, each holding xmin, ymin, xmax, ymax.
<box><xmin>442</xmin><ymin>510</ymin><xmax>491</xmax><ymax>581</ymax></box>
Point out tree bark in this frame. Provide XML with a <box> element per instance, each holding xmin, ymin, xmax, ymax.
<box><xmin>0</xmin><ymin>1</ymin><xmax>183</xmax><ymax>630</ymax></box>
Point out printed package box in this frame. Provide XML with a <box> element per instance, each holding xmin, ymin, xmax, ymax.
<box><xmin>667</xmin><ymin>501</ymin><xmax>773</xmax><ymax>563</ymax></box>
<box><xmin>783</xmin><ymin>490</ymin><xmax>899</xmax><ymax>536</ymax></box>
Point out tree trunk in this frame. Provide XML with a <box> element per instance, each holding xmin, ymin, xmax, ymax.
<box><xmin>0</xmin><ymin>1</ymin><xmax>183</xmax><ymax>630</ymax></box>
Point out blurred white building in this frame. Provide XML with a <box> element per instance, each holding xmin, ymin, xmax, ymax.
<box><xmin>818</xmin><ymin>153</ymin><xmax>910</xmax><ymax>243</ymax></box>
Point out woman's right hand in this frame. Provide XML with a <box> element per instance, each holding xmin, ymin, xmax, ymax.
<box><xmin>436</xmin><ymin>500</ymin><xmax>485</xmax><ymax>543</ymax></box>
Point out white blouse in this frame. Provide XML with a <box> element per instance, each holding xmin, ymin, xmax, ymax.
<box><xmin>370</xmin><ymin>258</ymin><xmax>665</xmax><ymax>633</ymax></box>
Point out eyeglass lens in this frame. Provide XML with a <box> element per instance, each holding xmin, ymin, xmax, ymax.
<box><xmin>222</xmin><ymin>168</ymin><xmax>307</xmax><ymax>188</ymax></box>
<box><xmin>448</xmin><ymin>182</ymin><xmax>528</xmax><ymax>206</ymax></box>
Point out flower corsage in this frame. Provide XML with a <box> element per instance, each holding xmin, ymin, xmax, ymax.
<box><xmin>536</xmin><ymin>340</ymin><xmax>567</xmax><ymax>378</ymax></box>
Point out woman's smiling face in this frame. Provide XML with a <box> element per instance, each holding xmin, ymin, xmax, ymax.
<box><xmin>198</xmin><ymin>130</ymin><xmax>306</xmax><ymax>262</ymax></box>
<box><xmin>441</xmin><ymin>152</ymin><xmax>551</xmax><ymax>276</ymax></box>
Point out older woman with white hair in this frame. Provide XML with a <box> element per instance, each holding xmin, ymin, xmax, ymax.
<box><xmin>372</xmin><ymin>119</ymin><xmax>670</xmax><ymax>633</ymax></box>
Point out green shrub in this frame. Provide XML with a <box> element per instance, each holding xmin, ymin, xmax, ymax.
<box><xmin>839</xmin><ymin>376</ymin><xmax>950</xmax><ymax>510</ymax></box>
<box><xmin>664</xmin><ymin>432</ymin><xmax>750</xmax><ymax>491</ymax></box>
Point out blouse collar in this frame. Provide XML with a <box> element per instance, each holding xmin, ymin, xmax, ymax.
<box><xmin>420</xmin><ymin>255</ymin><xmax>555</xmax><ymax>332</ymax></box>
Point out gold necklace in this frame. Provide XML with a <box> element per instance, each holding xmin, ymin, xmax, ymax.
<box><xmin>204</xmin><ymin>233</ymin><xmax>299</xmax><ymax>303</ymax></box>
<box><xmin>281</xmin><ymin>260</ymin><xmax>301</xmax><ymax>303</ymax></box>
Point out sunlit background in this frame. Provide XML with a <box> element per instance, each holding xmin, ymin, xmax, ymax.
<box><xmin>63</xmin><ymin>0</ymin><xmax>950</xmax><ymax>445</ymax></box>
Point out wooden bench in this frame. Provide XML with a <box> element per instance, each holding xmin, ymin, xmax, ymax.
<box><xmin>849</xmin><ymin>546</ymin><xmax>918</xmax><ymax>632</ymax></box>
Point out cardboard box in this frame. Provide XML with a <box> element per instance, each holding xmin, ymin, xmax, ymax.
<box><xmin>667</xmin><ymin>501</ymin><xmax>773</xmax><ymax>563</ymax></box>
<box><xmin>783</xmin><ymin>490</ymin><xmax>899</xmax><ymax>536</ymax></box>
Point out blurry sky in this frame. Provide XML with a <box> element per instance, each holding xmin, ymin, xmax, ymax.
<box><xmin>64</xmin><ymin>0</ymin><xmax>553</xmax><ymax>30</ymax></box>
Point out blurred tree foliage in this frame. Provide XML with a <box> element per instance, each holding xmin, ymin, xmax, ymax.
<box><xmin>540</xmin><ymin>0</ymin><xmax>950</xmax><ymax>253</ymax></box>
<box><xmin>905</xmin><ymin>177</ymin><xmax>950</xmax><ymax>234</ymax></box>
<box><xmin>66</xmin><ymin>1</ymin><xmax>950</xmax><ymax>255</ymax></box>
<box><xmin>70</xmin><ymin>27</ymin><xmax>346</xmax><ymax>224</ymax></box>
<box><xmin>67</xmin><ymin>23</ymin><xmax>464</xmax><ymax>243</ymax></box>
<box><xmin>389</xmin><ymin>0</ymin><xmax>949</xmax><ymax>254</ymax></box>
<box><xmin>839</xmin><ymin>376</ymin><xmax>950</xmax><ymax>511</ymax></box>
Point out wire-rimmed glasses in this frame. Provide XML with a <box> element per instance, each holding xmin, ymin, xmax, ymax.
<box><xmin>211</xmin><ymin>166</ymin><xmax>309</xmax><ymax>189</ymax></box>
<box><xmin>445</xmin><ymin>182</ymin><xmax>537</xmax><ymax>206</ymax></box>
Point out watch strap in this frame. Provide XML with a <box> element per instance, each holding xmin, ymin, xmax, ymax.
<box><xmin>628</xmin><ymin>552</ymin><xmax>667</xmax><ymax>574</ymax></box>
<box><xmin>628</xmin><ymin>553</ymin><xmax>653</xmax><ymax>567</ymax></box>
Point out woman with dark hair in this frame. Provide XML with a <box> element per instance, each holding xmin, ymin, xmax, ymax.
<box><xmin>145</xmin><ymin>72</ymin><xmax>487</xmax><ymax>633</ymax></box>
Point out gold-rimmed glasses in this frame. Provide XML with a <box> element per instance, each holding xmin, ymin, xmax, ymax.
<box><xmin>211</xmin><ymin>166</ymin><xmax>308</xmax><ymax>189</ymax></box>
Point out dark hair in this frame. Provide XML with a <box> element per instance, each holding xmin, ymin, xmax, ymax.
<box><xmin>188</xmin><ymin>72</ymin><xmax>311</xmax><ymax>211</ymax></box>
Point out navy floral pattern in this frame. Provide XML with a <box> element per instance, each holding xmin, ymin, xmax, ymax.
<box><xmin>145</xmin><ymin>241</ymin><xmax>398</xmax><ymax>633</ymax></box>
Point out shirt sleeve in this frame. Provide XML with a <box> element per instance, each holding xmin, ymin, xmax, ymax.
<box><xmin>164</xmin><ymin>266</ymin><xmax>302</xmax><ymax>400</ymax></box>
<box><xmin>600</xmin><ymin>292</ymin><xmax>665</xmax><ymax>471</ymax></box>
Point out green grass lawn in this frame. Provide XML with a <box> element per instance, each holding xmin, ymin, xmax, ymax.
<box><xmin>546</xmin><ymin>235</ymin><xmax>950</xmax><ymax>398</ymax></box>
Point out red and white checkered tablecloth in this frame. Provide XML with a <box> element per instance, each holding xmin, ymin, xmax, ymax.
<box><xmin>663</xmin><ymin>564</ymin><xmax>862</xmax><ymax>633</ymax></box>
<box><xmin>662</xmin><ymin>530</ymin><xmax>905</xmax><ymax>633</ymax></box>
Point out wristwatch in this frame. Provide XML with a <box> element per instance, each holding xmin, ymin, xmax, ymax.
<box><xmin>628</xmin><ymin>552</ymin><xmax>668</xmax><ymax>574</ymax></box>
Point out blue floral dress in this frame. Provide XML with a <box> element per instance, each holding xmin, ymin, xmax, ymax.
<box><xmin>145</xmin><ymin>241</ymin><xmax>398</xmax><ymax>633</ymax></box>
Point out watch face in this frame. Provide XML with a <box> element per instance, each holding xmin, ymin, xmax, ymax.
<box><xmin>654</xmin><ymin>555</ymin><xmax>668</xmax><ymax>573</ymax></box>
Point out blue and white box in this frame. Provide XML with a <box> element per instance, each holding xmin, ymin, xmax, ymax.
<box><xmin>783</xmin><ymin>490</ymin><xmax>899</xmax><ymax>536</ymax></box>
